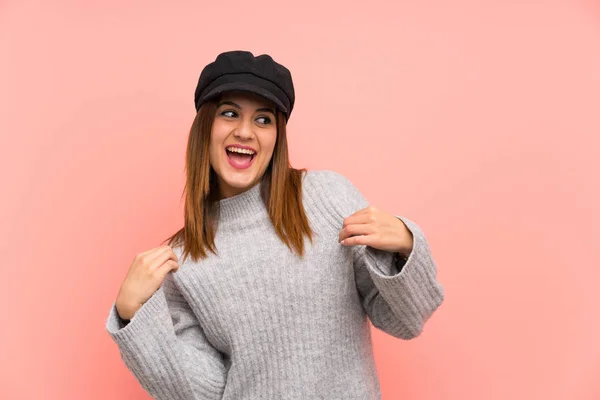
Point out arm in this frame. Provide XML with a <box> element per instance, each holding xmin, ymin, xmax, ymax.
<box><xmin>352</xmin><ymin>216</ymin><xmax>444</xmax><ymax>339</ymax></box>
<box><xmin>310</xmin><ymin>170</ymin><xmax>444</xmax><ymax>340</ymax></box>
<box><xmin>106</xmin><ymin>271</ymin><xmax>227</xmax><ymax>399</ymax></box>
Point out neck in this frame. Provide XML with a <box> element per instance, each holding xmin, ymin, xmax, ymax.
<box><xmin>215</xmin><ymin>180</ymin><xmax>268</xmax><ymax>225</ymax></box>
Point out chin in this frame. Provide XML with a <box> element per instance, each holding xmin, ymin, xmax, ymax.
<box><xmin>226</xmin><ymin>175</ymin><xmax>256</xmax><ymax>190</ymax></box>
<box><xmin>217</xmin><ymin>168</ymin><xmax>261</xmax><ymax>197</ymax></box>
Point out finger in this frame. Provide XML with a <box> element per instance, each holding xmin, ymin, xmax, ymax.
<box><xmin>339</xmin><ymin>223</ymin><xmax>375</xmax><ymax>242</ymax></box>
<box><xmin>353</xmin><ymin>205</ymin><xmax>375</xmax><ymax>216</ymax></box>
<box><xmin>136</xmin><ymin>245</ymin><xmax>172</xmax><ymax>267</ymax></box>
<box><xmin>158</xmin><ymin>259</ymin><xmax>180</xmax><ymax>273</ymax></box>
<box><xmin>147</xmin><ymin>247</ymin><xmax>178</xmax><ymax>270</ymax></box>
<box><xmin>340</xmin><ymin>234</ymin><xmax>375</xmax><ymax>247</ymax></box>
<box><xmin>343</xmin><ymin>206</ymin><xmax>371</xmax><ymax>219</ymax></box>
<box><xmin>343</xmin><ymin>212</ymin><xmax>376</xmax><ymax>228</ymax></box>
<box><xmin>155</xmin><ymin>260</ymin><xmax>180</xmax><ymax>281</ymax></box>
<box><xmin>139</xmin><ymin>245</ymin><xmax>171</xmax><ymax>257</ymax></box>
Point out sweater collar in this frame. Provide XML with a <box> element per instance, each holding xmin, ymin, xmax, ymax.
<box><xmin>216</xmin><ymin>179</ymin><xmax>268</xmax><ymax>224</ymax></box>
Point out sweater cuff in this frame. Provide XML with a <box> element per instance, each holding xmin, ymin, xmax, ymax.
<box><xmin>106</xmin><ymin>287</ymin><xmax>174</xmax><ymax>344</ymax></box>
<box><xmin>363</xmin><ymin>217</ymin><xmax>444</xmax><ymax>320</ymax></box>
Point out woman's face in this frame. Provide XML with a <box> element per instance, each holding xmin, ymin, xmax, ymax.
<box><xmin>209</xmin><ymin>91</ymin><xmax>278</xmax><ymax>199</ymax></box>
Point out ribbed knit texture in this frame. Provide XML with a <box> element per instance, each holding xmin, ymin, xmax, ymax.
<box><xmin>106</xmin><ymin>170</ymin><xmax>444</xmax><ymax>400</ymax></box>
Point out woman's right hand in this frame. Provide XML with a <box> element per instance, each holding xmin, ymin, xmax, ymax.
<box><xmin>115</xmin><ymin>245</ymin><xmax>180</xmax><ymax>320</ymax></box>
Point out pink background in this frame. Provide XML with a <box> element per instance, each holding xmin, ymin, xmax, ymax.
<box><xmin>2</xmin><ymin>1</ymin><xmax>599</xmax><ymax>399</ymax></box>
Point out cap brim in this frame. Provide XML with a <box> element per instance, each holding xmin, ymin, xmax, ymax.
<box><xmin>202</xmin><ymin>81</ymin><xmax>288</xmax><ymax>113</ymax></box>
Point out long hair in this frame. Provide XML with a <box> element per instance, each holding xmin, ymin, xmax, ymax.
<box><xmin>163</xmin><ymin>99</ymin><xmax>313</xmax><ymax>263</ymax></box>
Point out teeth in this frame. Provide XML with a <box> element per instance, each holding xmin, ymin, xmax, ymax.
<box><xmin>227</xmin><ymin>147</ymin><xmax>255</xmax><ymax>155</ymax></box>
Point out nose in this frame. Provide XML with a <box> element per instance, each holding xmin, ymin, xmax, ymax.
<box><xmin>233</xmin><ymin>115</ymin><xmax>254</xmax><ymax>141</ymax></box>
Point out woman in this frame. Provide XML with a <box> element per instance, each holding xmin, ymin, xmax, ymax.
<box><xmin>106</xmin><ymin>50</ymin><xmax>444</xmax><ymax>400</ymax></box>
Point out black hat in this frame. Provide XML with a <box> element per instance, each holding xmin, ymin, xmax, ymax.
<box><xmin>194</xmin><ymin>50</ymin><xmax>295</xmax><ymax>120</ymax></box>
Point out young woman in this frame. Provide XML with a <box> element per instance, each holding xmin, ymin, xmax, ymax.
<box><xmin>106</xmin><ymin>50</ymin><xmax>444</xmax><ymax>400</ymax></box>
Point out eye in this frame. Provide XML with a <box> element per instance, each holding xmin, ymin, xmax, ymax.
<box><xmin>256</xmin><ymin>116</ymin><xmax>272</xmax><ymax>125</ymax></box>
<box><xmin>220</xmin><ymin>110</ymin><xmax>238</xmax><ymax>118</ymax></box>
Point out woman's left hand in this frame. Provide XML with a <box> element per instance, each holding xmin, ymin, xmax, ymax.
<box><xmin>339</xmin><ymin>205</ymin><xmax>414</xmax><ymax>257</ymax></box>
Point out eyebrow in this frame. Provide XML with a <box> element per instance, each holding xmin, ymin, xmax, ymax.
<box><xmin>217</xmin><ymin>100</ymin><xmax>276</xmax><ymax>115</ymax></box>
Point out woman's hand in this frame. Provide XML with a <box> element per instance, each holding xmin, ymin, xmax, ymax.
<box><xmin>338</xmin><ymin>206</ymin><xmax>414</xmax><ymax>257</ymax></box>
<box><xmin>115</xmin><ymin>245</ymin><xmax>179</xmax><ymax>320</ymax></box>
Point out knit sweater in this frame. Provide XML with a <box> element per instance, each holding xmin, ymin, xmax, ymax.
<box><xmin>105</xmin><ymin>170</ymin><xmax>444</xmax><ymax>400</ymax></box>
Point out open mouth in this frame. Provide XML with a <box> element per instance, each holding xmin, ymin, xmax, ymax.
<box><xmin>225</xmin><ymin>146</ymin><xmax>256</xmax><ymax>169</ymax></box>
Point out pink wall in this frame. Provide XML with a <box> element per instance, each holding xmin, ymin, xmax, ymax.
<box><xmin>1</xmin><ymin>1</ymin><xmax>599</xmax><ymax>399</ymax></box>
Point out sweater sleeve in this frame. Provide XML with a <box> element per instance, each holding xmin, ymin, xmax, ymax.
<box><xmin>105</xmin><ymin>271</ymin><xmax>227</xmax><ymax>399</ymax></box>
<box><xmin>309</xmin><ymin>170</ymin><xmax>444</xmax><ymax>340</ymax></box>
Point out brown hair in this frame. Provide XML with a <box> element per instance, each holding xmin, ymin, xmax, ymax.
<box><xmin>162</xmin><ymin>99</ymin><xmax>313</xmax><ymax>263</ymax></box>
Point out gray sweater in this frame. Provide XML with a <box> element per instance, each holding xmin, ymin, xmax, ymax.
<box><xmin>106</xmin><ymin>170</ymin><xmax>444</xmax><ymax>400</ymax></box>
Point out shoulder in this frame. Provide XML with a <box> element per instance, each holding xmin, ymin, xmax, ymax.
<box><xmin>301</xmin><ymin>169</ymin><xmax>369</xmax><ymax>217</ymax></box>
<box><xmin>301</xmin><ymin>169</ymin><xmax>357</xmax><ymax>194</ymax></box>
